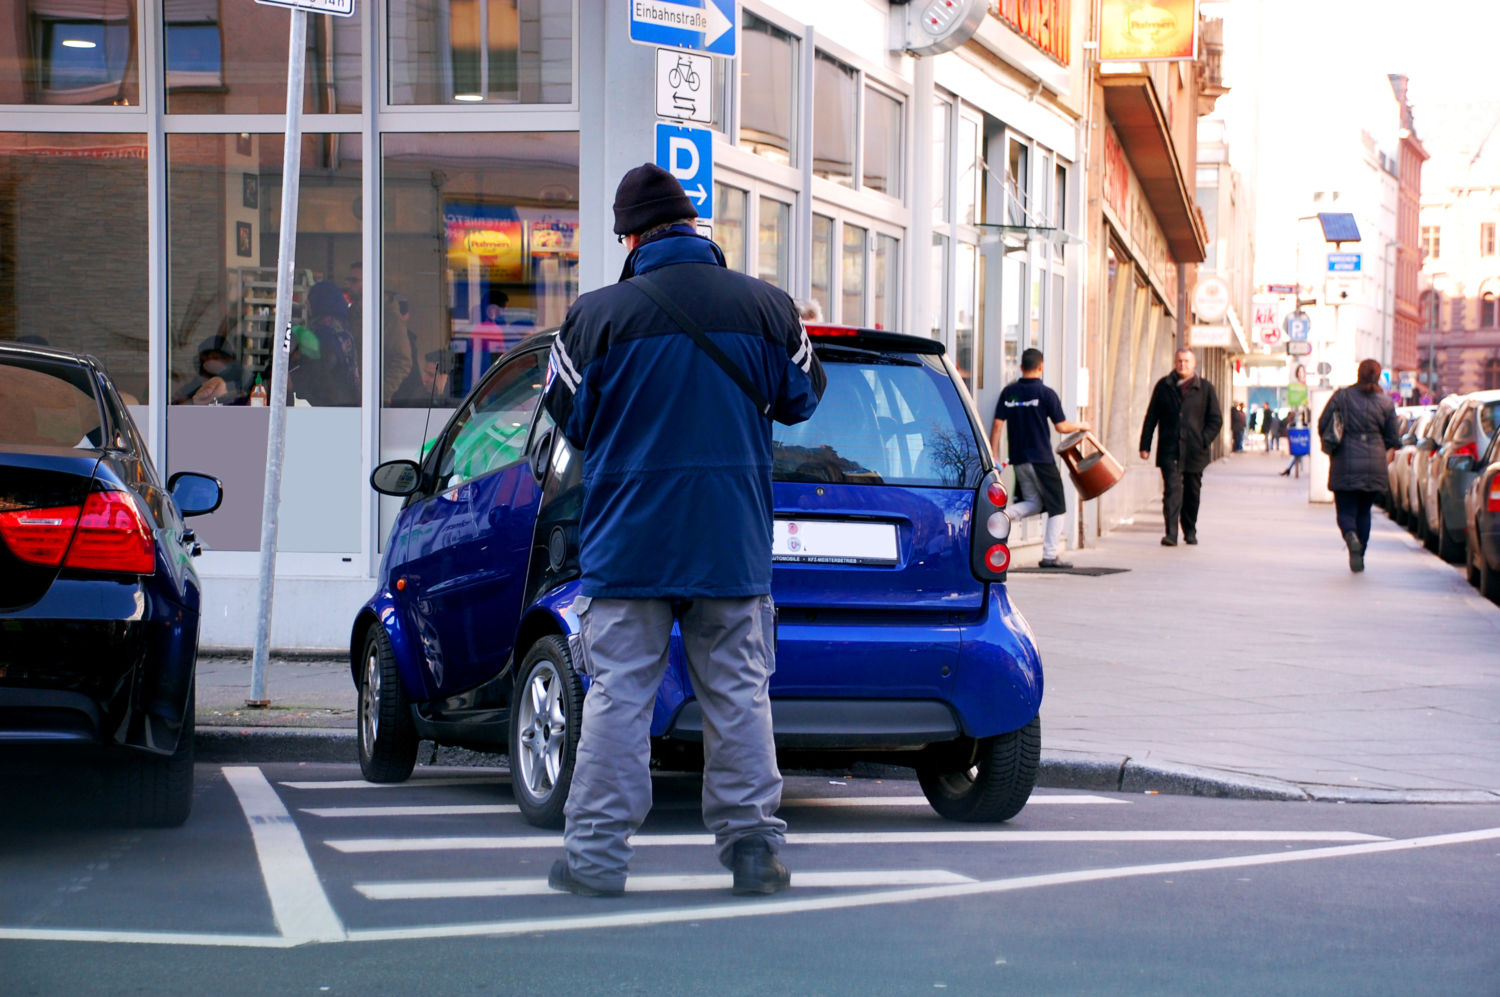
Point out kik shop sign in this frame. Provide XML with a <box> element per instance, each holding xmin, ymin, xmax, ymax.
<box><xmin>1102</xmin><ymin>125</ymin><xmax>1176</xmax><ymax>305</ymax></box>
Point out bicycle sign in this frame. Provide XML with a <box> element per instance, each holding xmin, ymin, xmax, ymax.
<box><xmin>656</xmin><ymin>48</ymin><xmax>712</xmax><ymax>123</ymax></box>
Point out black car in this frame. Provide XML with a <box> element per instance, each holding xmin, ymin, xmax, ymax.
<box><xmin>0</xmin><ymin>343</ymin><xmax>221</xmax><ymax>826</ymax></box>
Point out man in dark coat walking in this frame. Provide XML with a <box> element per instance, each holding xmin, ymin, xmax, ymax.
<box><xmin>541</xmin><ymin>163</ymin><xmax>826</xmax><ymax>899</ymax></box>
<box><xmin>1139</xmin><ymin>348</ymin><xmax>1223</xmax><ymax>546</ymax></box>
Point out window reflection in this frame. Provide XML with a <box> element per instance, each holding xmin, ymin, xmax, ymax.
<box><xmin>863</xmin><ymin>86</ymin><xmax>901</xmax><ymax>196</ymax></box>
<box><xmin>740</xmin><ymin>12</ymin><xmax>795</xmax><ymax>165</ymax></box>
<box><xmin>874</xmin><ymin>234</ymin><xmax>899</xmax><ymax>331</ymax></box>
<box><xmin>758</xmin><ymin>196</ymin><xmax>789</xmax><ymax>291</ymax></box>
<box><xmin>0</xmin><ymin>133</ymin><xmax>148</xmax><ymax>398</ymax></box>
<box><xmin>811</xmin><ymin>214</ymin><xmax>833</xmax><ymax>322</ymax></box>
<box><xmin>388</xmin><ymin>0</ymin><xmax>573</xmax><ymax>106</ymax></box>
<box><xmin>381</xmin><ymin>132</ymin><xmax>579</xmax><ymax>407</ymax></box>
<box><xmin>813</xmin><ymin>51</ymin><xmax>856</xmax><ymax>187</ymax></box>
<box><xmin>3</xmin><ymin>0</ymin><xmax>139</xmax><ymax>106</ymax></box>
<box><xmin>716</xmin><ymin>184</ymin><xmax>747</xmax><ymax>274</ymax></box>
<box><xmin>842</xmin><ymin>223</ymin><xmax>866</xmax><ymax>325</ymax></box>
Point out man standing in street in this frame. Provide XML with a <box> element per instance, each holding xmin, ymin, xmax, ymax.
<box><xmin>989</xmin><ymin>348</ymin><xmax>1090</xmax><ymax>568</ymax></box>
<box><xmin>1139</xmin><ymin>348</ymin><xmax>1223</xmax><ymax>546</ymax></box>
<box><xmin>541</xmin><ymin>163</ymin><xmax>826</xmax><ymax>898</ymax></box>
<box><xmin>1230</xmin><ymin>401</ymin><xmax>1247</xmax><ymax>452</ymax></box>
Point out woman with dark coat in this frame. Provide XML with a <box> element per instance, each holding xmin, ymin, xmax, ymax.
<box><xmin>1319</xmin><ymin>358</ymin><xmax>1400</xmax><ymax>572</ymax></box>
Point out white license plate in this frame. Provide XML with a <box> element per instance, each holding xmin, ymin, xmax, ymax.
<box><xmin>772</xmin><ymin>519</ymin><xmax>899</xmax><ymax>565</ymax></box>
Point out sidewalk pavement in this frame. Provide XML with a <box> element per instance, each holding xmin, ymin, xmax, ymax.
<box><xmin>196</xmin><ymin>449</ymin><xmax>1500</xmax><ymax>803</ymax></box>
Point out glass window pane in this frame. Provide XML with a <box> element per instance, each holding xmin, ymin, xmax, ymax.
<box><xmin>166</xmin><ymin>132</ymin><xmax>363</xmax><ymax>554</ymax></box>
<box><xmin>165</xmin><ymin>6</ymin><xmax>362</xmax><ymax>113</ymax></box>
<box><xmin>811</xmin><ymin>213</ymin><xmax>834</xmax><ymax>322</ymax></box>
<box><xmin>715</xmin><ymin>184</ymin><xmax>748</xmax><ymax>274</ymax></box>
<box><xmin>930</xmin><ymin>234</ymin><xmax>948</xmax><ymax>342</ymax></box>
<box><xmin>0</xmin><ymin>133</ymin><xmax>148</xmax><ymax>397</ymax></box>
<box><xmin>813</xmin><ymin>51</ymin><xmax>856</xmax><ymax>187</ymax></box>
<box><xmin>740</xmin><ymin>12</ymin><xmax>795</xmax><ymax>165</ymax></box>
<box><xmin>2</xmin><ymin>8</ymin><xmax>138</xmax><ymax>106</ymax></box>
<box><xmin>434</xmin><ymin>350</ymin><xmax>546</xmax><ymax>490</ymax></box>
<box><xmin>388</xmin><ymin>0</ymin><xmax>572</xmax><ymax>106</ymax></box>
<box><xmin>863</xmin><ymin>86</ymin><xmax>901</xmax><ymax>196</ymax></box>
<box><xmin>874</xmin><ymin>234</ymin><xmax>899</xmax><ymax>331</ymax></box>
<box><xmin>757</xmin><ymin>196</ymin><xmax>790</xmax><ymax>290</ymax></box>
<box><xmin>1001</xmin><ymin>252</ymin><xmax>1024</xmax><ymax>377</ymax></box>
<box><xmin>841</xmin><ymin>223</ymin><xmax>866</xmax><ymax>326</ymax></box>
<box><xmin>957</xmin><ymin>114</ymin><xmax>979</xmax><ymax>226</ymax></box>
<box><xmin>955</xmin><ymin>241</ymin><xmax>976</xmax><ymax>388</ymax></box>
<box><xmin>1006</xmin><ymin>138</ymin><xmax>1029</xmax><ymax>225</ymax></box>
<box><xmin>932</xmin><ymin>99</ymin><xmax>950</xmax><ymax>219</ymax></box>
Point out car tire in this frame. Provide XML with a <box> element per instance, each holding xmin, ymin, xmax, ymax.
<box><xmin>1467</xmin><ymin>532</ymin><xmax>1482</xmax><ymax>588</ymax></box>
<box><xmin>1437</xmin><ymin>511</ymin><xmax>1463</xmax><ymax>564</ymax></box>
<box><xmin>1482</xmin><ymin>555</ymin><xmax>1500</xmax><ymax>603</ymax></box>
<box><xmin>509</xmin><ymin>635</ymin><xmax>584</xmax><ymax>829</ymax></box>
<box><xmin>110</xmin><ymin>687</ymin><xmax>195</xmax><ymax>828</ymax></box>
<box><xmin>358</xmin><ymin>626</ymin><xmax>419</xmax><ymax>783</ymax></box>
<box><xmin>917</xmin><ymin>716</ymin><xmax>1040</xmax><ymax>823</ymax></box>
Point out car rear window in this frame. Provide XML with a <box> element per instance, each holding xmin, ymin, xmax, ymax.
<box><xmin>1479</xmin><ymin>399</ymin><xmax>1500</xmax><ymax>443</ymax></box>
<box><xmin>0</xmin><ymin>359</ymin><xmax>103</xmax><ymax>448</ymax></box>
<box><xmin>773</xmin><ymin>349</ymin><xmax>982</xmax><ymax>488</ymax></box>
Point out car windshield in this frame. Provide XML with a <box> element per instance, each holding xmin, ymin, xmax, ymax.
<box><xmin>773</xmin><ymin>350</ymin><xmax>982</xmax><ymax>488</ymax></box>
<box><xmin>0</xmin><ymin>357</ymin><xmax>103</xmax><ymax>448</ymax></box>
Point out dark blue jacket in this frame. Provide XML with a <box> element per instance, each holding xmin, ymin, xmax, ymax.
<box><xmin>542</xmin><ymin>229</ymin><xmax>826</xmax><ymax>598</ymax></box>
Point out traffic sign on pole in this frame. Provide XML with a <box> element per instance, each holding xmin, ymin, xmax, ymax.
<box><xmin>254</xmin><ymin>0</ymin><xmax>354</xmax><ymax>15</ymax></box>
<box><xmin>655</xmin><ymin>122</ymin><xmax>713</xmax><ymax>219</ymax></box>
<box><xmin>1284</xmin><ymin>311</ymin><xmax>1311</xmax><ymax>341</ymax></box>
<box><xmin>656</xmin><ymin>48</ymin><xmax>712</xmax><ymax>122</ymax></box>
<box><xmin>629</xmin><ymin>0</ymin><xmax>737</xmax><ymax>56</ymax></box>
<box><xmin>1326</xmin><ymin>252</ymin><xmax>1362</xmax><ymax>273</ymax></box>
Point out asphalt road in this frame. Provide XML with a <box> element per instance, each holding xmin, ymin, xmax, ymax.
<box><xmin>3</xmin><ymin>763</ymin><xmax>1497</xmax><ymax>996</ymax></box>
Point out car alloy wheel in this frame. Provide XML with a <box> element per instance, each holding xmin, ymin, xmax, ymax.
<box><xmin>358</xmin><ymin>626</ymin><xmax>418</xmax><ymax>783</ymax></box>
<box><xmin>510</xmin><ymin>635</ymin><xmax>583</xmax><ymax>829</ymax></box>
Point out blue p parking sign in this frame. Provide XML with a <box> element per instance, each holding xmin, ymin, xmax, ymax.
<box><xmin>655</xmin><ymin>122</ymin><xmax>713</xmax><ymax>220</ymax></box>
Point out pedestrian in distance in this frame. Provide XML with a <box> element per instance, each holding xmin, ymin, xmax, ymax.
<box><xmin>1259</xmin><ymin>402</ymin><xmax>1273</xmax><ymax>451</ymax></box>
<box><xmin>1318</xmin><ymin>358</ymin><xmax>1399</xmax><ymax>572</ymax></box>
<box><xmin>1230</xmin><ymin>401</ymin><xmax>1247</xmax><ymax>452</ymax></box>
<box><xmin>1139</xmin><ymin>347</ymin><xmax>1223</xmax><ymax>546</ymax></box>
<box><xmin>989</xmin><ymin>347</ymin><xmax>1091</xmax><ymax>568</ymax></box>
<box><xmin>541</xmin><ymin>163</ymin><xmax>827</xmax><ymax>899</ymax></box>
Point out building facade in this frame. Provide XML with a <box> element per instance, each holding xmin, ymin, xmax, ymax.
<box><xmin>1419</xmin><ymin>184</ymin><xmax>1500</xmax><ymax>395</ymax></box>
<box><xmin>1</xmin><ymin>0</ymin><xmax>1114</xmax><ymax>649</ymax></box>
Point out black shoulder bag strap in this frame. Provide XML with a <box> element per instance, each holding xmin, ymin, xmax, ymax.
<box><xmin>628</xmin><ymin>272</ymin><xmax>773</xmax><ymax>418</ymax></box>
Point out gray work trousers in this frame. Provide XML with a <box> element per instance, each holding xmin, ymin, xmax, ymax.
<box><xmin>562</xmin><ymin>594</ymin><xmax>785</xmax><ymax>891</ymax></box>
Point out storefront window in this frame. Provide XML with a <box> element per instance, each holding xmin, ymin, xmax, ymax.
<box><xmin>2</xmin><ymin>1</ymin><xmax>139</xmax><ymax>106</ymax></box>
<box><xmin>0</xmin><ymin>133</ymin><xmax>148</xmax><ymax>397</ymax></box>
<box><xmin>813</xmin><ymin>51</ymin><xmax>855</xmax><ymax>187</ymax></box>
<box><xmin>811</xmin><ymin>213</ymin><xmax>833</xmax><ymax>322</ymax></box>
<box><xmin>873</xmin><ymin>234</ymin><xmax>899</xmax><ymax>331</ymax></box>
<box><xmin>165</xmin><ymin>4</ymin><xmax>362</xmax><ymax>114</ymax></box>
<box><xmin>932</xmin><ymin>98</ymin><xmax>950</xmax><ymax>218</ymax></box>
<box><xmin>740</xmin><ymin>12</ymin><xmax>795</xmax><ymax>165</ymax></box>
<box><xmin>956</xmin><ymin>241</ymin><xmax>977</xmax><ymax>389</ymax></box>
<box><xmin>716</xmin><ymin>183</ymin><xmax>748</xmax><ymax>273</ymax></box>
<box><xmin>930</xmin><ymin>234</ymin><xmax>948</xmax><ymax>341</ymax></box>
<box><xmin>1006</xmin><ymin>138</ymin><xmax>1029</xmax><ymax>225</ymax></box>
<box><xmin>758</xmin><ymin>196</ymin><xmax>790</xmax><ymax>290</ymax></box>
<box><xmin>1002</xmin><ymin>253</ymin><xmax>1023</xmax><ymax>375</ymax></box>
<box><xmin>841</xmin><ymin>222</ymin><xmax>866</xmax><ymax>325</ymax></box>
<box><xmin>957</xmin><ymin>114</ymin><xmax>980</xmax><ymax>226</ymax></box>
<box><xmin>863</xmin><ymin>86</ymin><xmax>901</xmax><ymax>197</ymax></box>
<box><xmin>165</xmin><ymin>132</ymin><xmax>363</xmax><ymax>553</ymax></box>
<box><xmin>388</xmin><ymin>0</ymin><xmax>573</xmax><ymax>106</ymax></box>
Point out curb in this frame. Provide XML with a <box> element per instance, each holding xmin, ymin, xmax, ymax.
<box><xmin>193</xmin><ymin>728</ymin><xmax>1500</xmax><ymax>805</ymax></box>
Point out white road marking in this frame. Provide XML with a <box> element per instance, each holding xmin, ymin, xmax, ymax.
<box><xmin>301</xmin><ymin>804</ymin><xmax>520</xmax><ymax>818</ymax></box>
<box><xmin>279</xmin><ymin>777</ymin><xmax>506</xmax><ymax>790</ymax></box>
<box><xmin>355</xmin><ymin>869</ymin><xmax>974</xmax><ymax>900</ymax></box>
<box><xmin>324</xmin><ymin>829</ymin><xmax>1387</xmax><ymax>854</ymax></box>
<box><xmin>782</xmin><ymin>795</ymin><xmax>1126</xmax><ymax>808</ymax></box>
<box><xmin>223</xmin><ymin>766</ymin><xmax>345</xmax><ymax>943</ymax></box>
<box><xmin>4</xmin><ymin>826</ymin><xmax>1495</xmax><ymax>947</ymax></box>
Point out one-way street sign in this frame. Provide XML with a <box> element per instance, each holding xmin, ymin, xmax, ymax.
<box><xmin>629</xmin><ymin>0</ymin><xmax>737</xmax><ymax>57</ymax></box>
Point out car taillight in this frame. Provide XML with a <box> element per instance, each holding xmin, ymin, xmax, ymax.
<box><xmin>0</xmin><ymin>504</ymin><xmax>79</xmax><ymax>566</ymax></box>
<box><xmin>0</xmin><ymin>491</ymin><xmax>155</xmax><ymax>574</ymax></box>
<box><xmin>1489</xmin><ymin>478</ymin><xmax>1500</xmax><ymax>514</ymax></box>
<box><xmin>1407</xmin><ymin>451</ymin><xmax>1415</xmax><ymax>466</ymax></box>
<box><xmin>971</xmin><ymin>470</ymin><xmax>1012</xmax><ymax>582</ymax></box>
<box><xmin>1455</xmin><ymin>442</ymin><xmax>1478</xmax><ymax>460</ymax></box>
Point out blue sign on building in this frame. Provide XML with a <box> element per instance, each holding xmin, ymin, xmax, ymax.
<box><xmin>1327</xmin><ymin>252</ymin><xmax>1362</xmax><ymax>273</ymax></box>
<box><xmin>655</xmin><ymin>122</ymin><xmax>713</xmax><ymax>220</ymax></box>
<box><xmin>628</xmin><ymin>0</ymin><xmax>737</xmax><ymax>56</ymax></box>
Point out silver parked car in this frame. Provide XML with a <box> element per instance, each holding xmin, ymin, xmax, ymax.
<box><xmin>1421</xmin><ymin>390</ymin><xmax>1500</xmax><ymax>562</ymax></box>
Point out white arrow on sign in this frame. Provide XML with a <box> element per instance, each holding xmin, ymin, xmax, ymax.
<box><xmin>681</xmin><ymin>182</ymin><xmax>708</xmax><ymax>206</ymax></box>
<box><xmin>635</xmin><ymin>0</ymin><xmax>733</xmax><ymax>48</ymax></box>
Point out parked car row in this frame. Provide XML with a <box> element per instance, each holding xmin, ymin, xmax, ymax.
<box><xmin>1385</xmin><ymin>389</ymin><xmax>1500</xmax><ymax>603</ymax></box>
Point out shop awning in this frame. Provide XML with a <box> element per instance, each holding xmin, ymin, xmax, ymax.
<box><xmin>1100</xmin><ymin>72</ymin><xmax>1206</xmax><ymax>263</ymax></box>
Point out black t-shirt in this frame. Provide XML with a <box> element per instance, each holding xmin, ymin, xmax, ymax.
<box><xmin>994</xmin><ymin>377</ymin><xmax>1065</xmax><ymax>465</ymax></box>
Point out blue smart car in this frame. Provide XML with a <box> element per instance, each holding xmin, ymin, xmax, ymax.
<box><xmin>353</xmin><ymin>326</ymin><xmax>1042</xmax><ymax>827</ymax></box>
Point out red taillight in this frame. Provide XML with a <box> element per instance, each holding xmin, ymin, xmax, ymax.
<box><xmin>1407</xmin><ymin>451</ymin><xmax>1415</xmax><ymax>466</ymax></box>
<box><xmin>802</xmin><ymin>324</ymin><xmax>862</xmax><ymax>338</ymax></box>
<box><xmin>985</xmin><ymin>544</ymin><xmax>1011</xmax><ymax>573</ymax></box>
<box><xmin>987</xmin><ymin>480</ymin><xmax>1008</xmax><ymax>508</ymax></box>
<box><xmin>65</xmin><ymin>491</ymin><xmax>155</xmax><ymax>574</ymax></box>
<box><xmin>1489</xmin><ymin>478</ymin><xmax>1500</xmax><ymax>514</ymax></box>
<box><xmin>1455</xmin><ymin>442</ymin><xmax>1478</xmax><ymax>460</ymax></box>
<box><xmin>0</xmin><ymin>504</ymin><xmax>79</xmax><ymax>566</ymax></box>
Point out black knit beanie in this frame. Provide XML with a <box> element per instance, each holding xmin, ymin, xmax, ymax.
<box><xmin>612</xmin><ymin>163</ymin><xmax>697</xmax><ymax>236</ymax></box>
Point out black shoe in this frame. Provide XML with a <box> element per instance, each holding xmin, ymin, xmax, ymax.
<box><xmin>548</xmin><ymin>859</ymin><xmax>624</xmax><ymax>898</ymax></box>
<box><xmin>1279</xmin><ymin>469</ymin><xmax>1290</xmax><ymax>477</ymax></box>
<box><xmin>730</xmin><ymin>838</ymin><xmax>790</xmax><ymax>896</ymax></box>
<box><xmin>1038</xmin><ymin>558</ymin><xmax>1074</xmax><ymax>569</ymax></box>
<box><xmin>1184</xmin><ymin>534</ymin><xmax>1198</xmax><ymax>545</ymax></box>
<box><xmin>1161</xmin><ymin>537</ymin><xmax>1177</xmax><ymax>547</ymax></box>
<box><xmin>1344</xmin><ymin>531</ymin><xmax>1364</xmax><ymax>573</ymax></box>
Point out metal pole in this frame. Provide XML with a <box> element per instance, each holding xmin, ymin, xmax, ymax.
<box><xmin>249</xmin><ymin>9</ymin><xmax>308</xmax><ymax>706</ymax></box>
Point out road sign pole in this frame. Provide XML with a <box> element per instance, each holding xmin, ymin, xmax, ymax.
<box><xmin>249</xmin><ymin>8</ymin><xmax>308</xmax><ymax>707</ymax></box>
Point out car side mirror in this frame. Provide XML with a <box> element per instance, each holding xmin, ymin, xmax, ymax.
<box><xmin>1448</xmin><ymin>455</ymin><xmax>1476</xmax><ymax>473</ymax></box>
<box><xmin>529</xmin><ymin>428</ymin><xmax>555</xmax><ymax>483</ymax></box>
<box><xmin>1400</xmin><ymin>434</ymin><xmax>1416</xmax><ymax>447</ymax></box>
<box><xmin>167</xmin><ymin>471</ymin><xmax>223</xmax><ymax>517</ymax></box>
<box><xmin>371</xmin><ymin>459</ymin><xmax>422</xmax><ymax>496</ymax></box>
